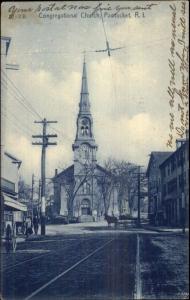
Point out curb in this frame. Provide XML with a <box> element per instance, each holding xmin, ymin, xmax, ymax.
<box><xmin>142</xmin><ymin>226</ymin><xmax>188</xmax><ymax>233</ymax></box>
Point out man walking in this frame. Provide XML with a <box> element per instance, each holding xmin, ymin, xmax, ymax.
<box><xmin>5</xmin><ymin>223</ymin><xmax>17</xmax><ymax>253</ymax></box>
<box><xmin>12</xmin><ymin>222</ymin><xmax>17</xmax><ymax>252</ymax></box>
<box><xmin>25</xmin><ymin>217</ymin><xmax>33</xmax><ymax>237</ymax></box>
<box><xmin>33</xmin><ymin>215</ymin><xmax>39</xmax><ymax>235</ymax></box>
<box><xmin>5</xmin><ymin>224</ymin><xmax>12</xmax><ymax>254</ymax></box>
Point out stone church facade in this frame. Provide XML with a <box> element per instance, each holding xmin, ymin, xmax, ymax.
<box><xmin>53</xmin><ymin>60</ymin><xmax>119</xmax><ymax>222</ymax></box>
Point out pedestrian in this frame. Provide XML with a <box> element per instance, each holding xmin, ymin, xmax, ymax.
<box><xmin>12</xmin><ymin>222</ymin><xmax>17</xmax><ymax>253</ymax></box>
<box><xmin>33</xmin><ymin>215</ymin><xmax>39</xmax><ymax>235</ymax></box>
<box><xmin>5</xmin><ymin>224</ymin><xmax>12</xmax><ymax>254</ymax></box>
<box><xmin>26</xmin><ymin>217</ymin><xmax>33</xmax><ymax>238</ymax></box>
<box><xmin>21</xmin><ymin>219</ymin><xmax>26</xmax><ymax>235</ymax></box>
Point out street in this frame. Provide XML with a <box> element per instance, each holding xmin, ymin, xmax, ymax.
<box><xmin>1</xmin><ymin>222</ymin><xmax>189</xmax><ymax>300</ymax></box>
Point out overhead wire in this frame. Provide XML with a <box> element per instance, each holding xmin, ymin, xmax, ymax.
<box><xmin>108</xmin><ymin>56</ymin><xmax>118</xmax><ymax>109</ymax></box>
<box><xmin>99</xmin><ymin>7</ymin><xmax>119</xmax><ymax>109</ymax></box>
<box><xmin>2</xmin><ymin>104</ymin><xmax>34</xmax><ymax>135</ymax></box>
<box><xmin>1</xmin><ymin>79</ymin><xmax>40</xmax><ymax>120</ymax></box>
<box><xmin>7</xmin><ymin>49</ymin><xmax>97</xmax><ymax>56</ymax></box>
<box><xmin>111</xmin><ymin>36</ymin><xmax>170</xmax><ymax>52</ymax></box>
<box><xmin>2</xmin><ymin>71</ymin><xmax>64</xmax><ymax>140</ymax></box>
<box><xmin>2</xmin><ymin>70</ymin><xmax>42</xmax><ymax>120</ymax></box>
<box><xmin>100</xmin><ymin>7</ymin><xmax>109</xmax><ymax>43</ymax></box>
<box><xmin>2</xmin><ymin>111</ymin><xmax>34</xmax><ymax>139</ymax></box>
<box><xmin>1</xmin><ymin>100</ymin><xmax>34</xmax><ymax>135</ymax></box>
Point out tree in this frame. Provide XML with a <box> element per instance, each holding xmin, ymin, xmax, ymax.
<box><xmin>18</xmin><ymin>177</ymin><xmax>31</xmax><ymax>202</ymax></box>
<box><xmin>95</xmin><ymin>159</ymin><xmax>115</xmax><ymax>215</ymax></box>
<box><xmin>112</xmin><ymin>160</ymin><xmax>134</xmax><ymax>215</ymax></box>
<box><xmin>62</xmin><ymin>163</ymin><xmax>95</xmax><ymax>220</ymax></box>
<box><xmin>101</xmin><ymin>159</ymin><xmax>139</xmax><ymax>216</ymax></box>
<box><xmin>112</xmin><ymin>161</ymin><xmax>148</xmax><ymax>217</ymax></box>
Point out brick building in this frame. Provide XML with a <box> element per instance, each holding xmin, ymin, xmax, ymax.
<box><xmin>147</xmin><ymin>133</ymin><xmax>189</xmax><ymax>227</ymax></box>
<box><xmin>160</xmin><ymin>138</ymin><xmax>189</xmax><ymax>226</ymax></box>
<box><xmin>146</xmin><ymin>152</ymin><xmax>172</xmax><ymax>225</ymax></box>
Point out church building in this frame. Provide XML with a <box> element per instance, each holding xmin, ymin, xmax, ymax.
<box><xmin>53</xmin><ymin>59</ymin><xmax>119</xmax><ymax>222</ymax></box>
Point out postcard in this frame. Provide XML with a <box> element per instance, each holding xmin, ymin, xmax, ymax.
<box><xmin>1</xmin><ymin>1</ymin><xmax>189</xmax><ymax>300</ymax></box>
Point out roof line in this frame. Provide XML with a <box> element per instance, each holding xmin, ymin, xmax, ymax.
<box><xmin>4</xmin><ymin>151</ymin><xmax>22</xmax><ymax>163</ymax></box>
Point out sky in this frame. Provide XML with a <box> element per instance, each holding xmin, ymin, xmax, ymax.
<box><xmin>1</xmin><ymin>1</ymin><xmax>189</xmax><ymax>184</ymax></box>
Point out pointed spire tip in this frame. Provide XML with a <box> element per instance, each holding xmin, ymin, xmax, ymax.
<box><xmin>83</xmin><ymin>50</ymin><xmax>86</xmax><ymax>64</ymax></box>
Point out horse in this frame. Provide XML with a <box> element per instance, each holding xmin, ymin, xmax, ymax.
<box><xmin>104</xmin><ymin>213</ymin><xmax>118</xmax><ymax>228</ymax></box>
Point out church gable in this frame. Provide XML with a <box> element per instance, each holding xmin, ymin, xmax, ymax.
<box><xmin>53</xmin><ymin>165</ymin><xmax>74</xmax><ymax>183</ymax></box>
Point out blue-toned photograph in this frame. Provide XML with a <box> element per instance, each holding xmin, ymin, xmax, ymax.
<box><xmin>1</xmin><ymin>1</ymin><xmax>189</xmax><ymax>299</ymax></box>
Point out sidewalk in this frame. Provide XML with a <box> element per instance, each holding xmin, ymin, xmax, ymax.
<box><xmin>143</xmin><ymin>224</ymin><xmax>189</xmax><ymax>233</ymax></box>
<box><xmin>16</xmin><ymin>236</ymin><xmax>26</xmax><ymax>243</ymax></box>
<box><xmin>1</xmin><ymin>235</ymin><xmax>26</xmax><ymax>244</ymax></box>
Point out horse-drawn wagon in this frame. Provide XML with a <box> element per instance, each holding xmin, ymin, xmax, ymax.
<box><xmin>104</xmin><ymin>214</ymin><xmax>137</xmax><ymax>229</ymax></box>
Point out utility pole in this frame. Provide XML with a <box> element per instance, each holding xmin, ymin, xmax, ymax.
<box><xmin>32</xmin><ymin>118</ymin><xmax>57</xmax><ymax>235</ymax></box>
<box><xmin>181</xmin><ymin>149</ymin><xmax>185</xmax><ymax>233</ymax></box>
<box><xmin>38</xmin><ymin>179</ymin><xmax>41</xmax><ymax>216</ymax></box>
<box><xmin>31</xmin><ymin>174</ymin><xmax>34</xmax><ymax>221</ymax></box>
<box><xmin>131</xmin><ymin>165</ymin><xmax>144</xmax><ymax>228</ymax></box>
<box><xmin>137</xmin><ymin>166</ymin><xmax>141</xmax><ymax>227</ymax></box>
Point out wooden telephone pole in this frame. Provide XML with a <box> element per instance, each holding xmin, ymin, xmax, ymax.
<box><xmin>137</xmin><ymin>166</ymin><xmax>141</xmax><ymax>227</ymax></box>
<box><xmin>38</xmin><ymin>179</ymin><xmax>41</xmax><ymax>216</ymax></box>
<box><xmin>31</xmin><ymin>174</ymin><xmax>35</xmax><ymax>221</ymax></box>
<box><xmin>32</xmin><ymin>118</ymin><xmax>57</xmax><ymax>235</ymax></box>
<box><xmin>131</xmin><ymin>165</ymin><xmax>144</xmax><ymax>228</ymax></box>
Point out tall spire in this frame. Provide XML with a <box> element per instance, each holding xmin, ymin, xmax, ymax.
<box><xmin>72</xmin><ymin>57</ymin><xmax>98</xmax><ymax>150</ymax></box>
<box><xmin>79</xmin><ymin>57</ymin><xmax>90</xmax><ymax>113</ymax></box>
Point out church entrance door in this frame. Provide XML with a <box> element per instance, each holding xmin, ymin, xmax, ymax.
<box><xmin>81</xmin><ymin>199</ymin><xmax>91</xmax><ymax>215</ymax></box>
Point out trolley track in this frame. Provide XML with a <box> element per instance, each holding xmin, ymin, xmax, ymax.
<box><xmin>24</xmin><ymin>238</ymin><xmax>114</xmax><ymax>300</ymax></box>
<box><xmin>2</xmin><ymin>238</ymin><xmax>83</xmax><ymax>272</ymax></box>
<box><xmin>2</xmin><ymin>234</ymin><xmax>139</xmax><ymax>300</ymax></box>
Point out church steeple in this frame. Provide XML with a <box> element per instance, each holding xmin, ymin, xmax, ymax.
<box><xmin>72</xmin><ymin>58</ymin><xmax>97</xmax><ymax>155</ymax></box>
<box><xmin>79</xmin><ymin>58</ymin><xmax>90</xmax><ymax>114</ymax></box>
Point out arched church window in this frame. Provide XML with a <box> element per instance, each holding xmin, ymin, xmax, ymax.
<box><xmin>83</xmin><ymin>182</ymin><xmax>90</xmax><ymax>194</ymax></box>
<box><xmin>83</xmin><ymin>182</ymin><xmax>87</xmax><ymax>194</ymax></box>
<box><xmin>80</xmin><ymin>118</ymin><xmax>91</xmax><ymax>136</ymax></box>
<box><xmin>84</xmin><ymin>126</ymin><xmax>89</xmax><ymax>135</ymax></box>
<box><xmin>81</xmin><ymin>126</ymin><xmax>85</xmax><ymax>135</ymax></box>
<box><xmin>86</xmin><ymin>183</ymin><xmax>90</xmax><ymax>194</ymax></box>
<box><xmin>84</xmin><ymin>148</ymin><xmax>89</xmax><ymax>159</ymax></box>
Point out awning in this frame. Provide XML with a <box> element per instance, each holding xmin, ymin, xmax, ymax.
<box><xmin>3</xmin><ymin>194</ymin><xmax>27</xmax><ymax>212</ymax></box>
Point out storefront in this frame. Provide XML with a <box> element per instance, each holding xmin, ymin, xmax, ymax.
<box><xmin>2</xmin><ymin>193</ymin><xmax>27</xmax><ymax>236</ymax></box>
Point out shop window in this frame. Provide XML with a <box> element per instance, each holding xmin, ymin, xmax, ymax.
<box><xmin>168</xmin><ymin>178</ymin><xmax>177</xmax><ymax>193</ymax></box>
<box><xmin>167</xmin><ymin>165</ymin><xmax>170</xmax><ymax>176</ymax></box>
<box><xmin>1</xmin><ymin>178</ymin><xmax>15</xmax><ymax>193</ymax></box>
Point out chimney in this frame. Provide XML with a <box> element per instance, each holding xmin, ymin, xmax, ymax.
<box><xmin>55</xmin><ymin>169</ymin><xmax>58</xmax><ymax>176</ymax></box>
